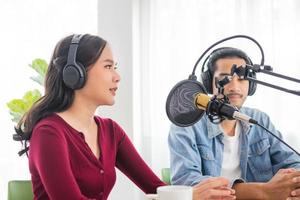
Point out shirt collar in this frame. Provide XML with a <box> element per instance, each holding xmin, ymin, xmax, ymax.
<box><xmin>206</xmin><ymin>115</ymin><xmax>251</xmax><ymax>139</ymax></box>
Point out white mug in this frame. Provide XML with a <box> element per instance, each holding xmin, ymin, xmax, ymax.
<box><xmin>144</xmin><ymin>193</ymin><xmax>158</xmax><ymax>200</ymax></box>
<box><xmin>145</xmin><ymin>185</ymin><xmax>193</xmax><ymax>200</ymax></box>
<box><xmin>158</xmin><ymin>185</ymin><xmax>192</xmax><ymax>200</ymax></box>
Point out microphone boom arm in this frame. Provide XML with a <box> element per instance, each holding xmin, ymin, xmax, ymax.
<box><xmin>245</xmin><ymin>65</ymin><xmax>300</xmax><ymax>96</ymax></box>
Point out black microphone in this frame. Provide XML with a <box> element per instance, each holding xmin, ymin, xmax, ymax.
<box><xmin>194</xmin><ymin>93</ymin><xmax>258</xmax><ymax>124</ymax></box>
<box><xmin>165</xmin><ymin>79</ymin><xmax>258</xmax><ymax>127</ymax></box>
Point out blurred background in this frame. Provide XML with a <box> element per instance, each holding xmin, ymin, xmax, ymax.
<box><xmin>1</xmin><ymin>0</ymin><xmax>300</xmax><ymax>199</ymax></box>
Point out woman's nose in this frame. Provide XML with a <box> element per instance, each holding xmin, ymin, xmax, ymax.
<box><xmin>114</xmin><ymin>71</ymin><xmax>121</xmax><ymax>83</ymax></box>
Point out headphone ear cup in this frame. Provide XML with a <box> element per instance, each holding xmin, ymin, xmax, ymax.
<box><xmin>63</xmin><ymin>62</ymin><xmax>86</xmax><ymax>90</ymax></box>
<box><xmin>242</xmin><ymin>55</ymin><xmax>257</xmax><ymax>95</ymax></box>
<box><xmin>201</xmin><ymin>70</ymin><xmax>213</xmax><ymax>94</ymax></box>
<box><xmin>247</xmin><ymin>71</ymin><xmax>257</xmax><ymax>96</ymax></box>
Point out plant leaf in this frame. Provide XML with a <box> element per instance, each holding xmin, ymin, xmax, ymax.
<box><xmin>7</xmin><ymin>58</ymin><xmax>47</xmax><ymax>125</ymax></box>
<box><xmin>23</xmin><ymin>89</ymin><xmax>41</xmax><ymax>106</ymax></box>
<box><xmin>30</xmin><ymin>76</ymin><xmax>44</xmax><ymax>86</ymax></box>
<box><xmin>7</xmin><ymin>99</ymin><xmax>27</xmax><ymax>113</ymax></box>
<box><xmin>6</xmin><ymin>90</ymin><xmax>42</xmax><ymax>123</ymax></box>
<box><xmin>30</xmin><ymin>59</ymin><xmax>48</xmax><ymax>76</ymax></box>
<box><xmin>29</xmin><ymin>59</ymin><xmax>48</xmax><ymax>86</ymax></box>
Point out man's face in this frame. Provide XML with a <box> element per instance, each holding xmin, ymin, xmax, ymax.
<box><xmin>212</xmin><ymin>57</ymin><xmax>249</xmax><ymax>108</ymax></box>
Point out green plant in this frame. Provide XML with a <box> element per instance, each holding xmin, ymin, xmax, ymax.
<box><xmin>7</xmin><ymin>59</ymin><xmax>48</xmax><ymax>123</ymax></box>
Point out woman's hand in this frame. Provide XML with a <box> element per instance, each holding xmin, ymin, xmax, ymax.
<box><xmin>193</xmin><ymin>177</ymin><xmax>236</xmax><ymax>200</ymax></box>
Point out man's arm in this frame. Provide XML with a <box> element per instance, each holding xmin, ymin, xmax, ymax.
<box><xmin>233</xmin><ymin>169</ymin><xmax>300</xmax><ymax>200</ymax></box>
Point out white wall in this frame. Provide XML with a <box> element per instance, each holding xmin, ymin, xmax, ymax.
<box><xmin>97</xmin><ymin>0</ymin><xmax>143</xmax><ymax>199</ymax></box>
<box><xmin>0</xmin><ymin>0</ymin><xmax>98</xmax><ymax>198</ymax></box>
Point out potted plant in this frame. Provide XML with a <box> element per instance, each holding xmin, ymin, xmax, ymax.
<box><xmin>7</xmin><ymin>59</ymin><xmax>48</xmax><ymax>123</ymax></box>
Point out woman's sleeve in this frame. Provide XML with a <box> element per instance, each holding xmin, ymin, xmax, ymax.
<box><xmin>30</xmin><ymin>125</ymin><xmax>95</xmax><ymax>200</ymax></box>
<box><xmin>115</xmin><ymin>134</ymin><xmax>166</xmax><ymax>194</ymax></box>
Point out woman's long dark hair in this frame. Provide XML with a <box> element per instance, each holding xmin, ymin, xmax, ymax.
<box><xmin>14</xmin><ymin>34</ymin><xmax>107</xmax><ymax>156</ymax></box>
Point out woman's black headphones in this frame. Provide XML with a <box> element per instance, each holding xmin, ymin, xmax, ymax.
<box><xmin>63</xmin><ymin>34</ymin><xmax>87</xmax><ymax>90</ymax></box>
<box><xmin>200</xmin><ymin>47</ymin><xmax>257</xmax><ymax>96</ymax></box>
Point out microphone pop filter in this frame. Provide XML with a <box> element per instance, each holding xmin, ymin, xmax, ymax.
<box><xmin>166</xmin><ymin>79</ymin><xmax>207</xmax><ymax>127</ymax></box>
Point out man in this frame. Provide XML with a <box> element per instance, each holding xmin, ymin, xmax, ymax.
<box><xmin>168</xmin><ymin>47</ymin><xmax>300</xmax><ymax>199</ymax></box>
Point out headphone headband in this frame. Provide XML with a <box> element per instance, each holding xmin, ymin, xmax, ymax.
<box><xmin>202</xmin><ymin>47</ymin><xmax>253</xmax><ymax>73</ymax></box>
<box><xmin>66</xmin><ymin>34</ymin><xmax>84</xmax><ymax>65</ymax></box>
<box><xmin>200</xmin><ymin>47</ymin><xmax>257</xmax><ymax>96</ymax></box>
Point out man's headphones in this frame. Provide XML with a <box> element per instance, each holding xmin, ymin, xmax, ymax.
<box><xmin>63</xmin><ymin>34</ymin><xmax>87</xmax><ymax>90</ymax></box>
<box><xmin>201</xmin><ymin>47</ymin><xmax>257</xmax><ymax>96</ymax></box>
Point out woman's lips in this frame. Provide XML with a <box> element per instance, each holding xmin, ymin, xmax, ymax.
<box><xmin>109</xmin><ymin>87</ymin><xmax>118</xmax><ymax>96</ymax></box>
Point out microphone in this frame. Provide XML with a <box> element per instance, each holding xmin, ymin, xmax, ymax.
<box><xmin>166</xmin><ymin>35</ymin><xmax>266</xmax><ymax>127</ymax></box>
<box><xmin>195</xmin><ymin>93</ymin><xmax>258</xmax><ymax>124</ymax></box>
<box><xmin>165</xmin><ymin>79</ymin><xmax>258</xmax><ymax>127</ymax></box>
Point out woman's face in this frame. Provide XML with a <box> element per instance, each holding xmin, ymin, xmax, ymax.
<box><xmin>78</xmin><ymin>44</ymin><xmax>121</xmax><ymax>106</ymax></box>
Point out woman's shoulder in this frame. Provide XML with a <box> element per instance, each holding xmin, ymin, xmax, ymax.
<box><xmin>94</xmin><ymin>116</ymin><xmax>121</xmax><ymax>129</ymax></box>
<box><xmin>28</xmin><ymin>114</ymin><xmax>71</xmax><ymax>150</ymax></box>
<box><xmin>35</xmin><ymin>113</ymin><xmax>66</xmax><ymax>128</ymax></box>
<box><xmin>94</xmin><ymin>116</ymin><xmax>126</xmax><ymax>139</ymax></box>
<box><xmin>32</xmin><ymin>113</ymin><xmax>71</xmax><ymax>137</ymax></box>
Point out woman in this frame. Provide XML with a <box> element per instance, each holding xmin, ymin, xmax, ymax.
<box><xmin>15</xmin><ymin>34</ymin><xmax>235</xmax><ymax>200</ymax></box>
